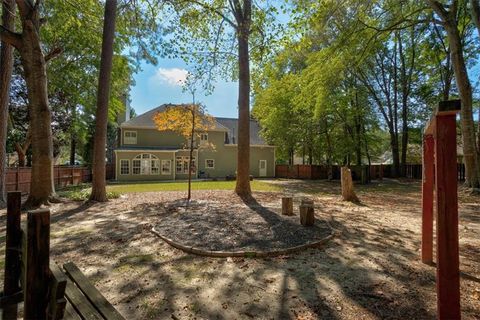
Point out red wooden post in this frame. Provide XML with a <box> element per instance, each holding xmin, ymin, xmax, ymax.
<box><xmin>434</xmin><ymin>113</ymin><xmax>460</xmax><ymax>319</ymax></box>
<box><xmin>421</xmin><ymin>134</ymin><xmax>434</xmax><ymax>264</ymax></box>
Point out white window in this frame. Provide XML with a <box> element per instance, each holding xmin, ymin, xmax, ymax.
<box><xmin>132</xmin><ymin>153</ymin><xmax>159</xmax><ymax>175</ymax></box>
<box><xmin>124</xmin><ymin>131</ymin><xmax>137</xmax><ymax>144</ymax></box>
<box><xmin>120</xmin><ymin>159</ymin><xmax>129</xmax><ymax>175</ymax></box>
<box><xmin>200</xmin><ymin>133</ymin><xmax>208</xmax><ymax>145</ymax></box>
<box><xmin>205</xmin><ymin>159</ymin><xmax>215</xmax><ymax>169</ymax></box>
<box><xmin>176</xmin><ymin>156</ymin><xmax>196</xmax><ymax>174</ymax></box>
<box><xmin>161</xmin><ymin>160</ymin><xmax>171</xmax><ymax>175</ymax></box>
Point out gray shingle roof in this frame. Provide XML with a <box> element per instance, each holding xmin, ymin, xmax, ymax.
<box><xmin>120</xmin><ymin>104</ymin><xmax>270</xmax><ymax>146</ymax></box>
<box><xmin>216</xmin><ymin>117</ymin><xmax>267</xmax><ymax>145</ymax></box>
<box><xmin>121</xmin><ymin>104</ymin><xmax>229</xmax><ymax>131</ymax></box>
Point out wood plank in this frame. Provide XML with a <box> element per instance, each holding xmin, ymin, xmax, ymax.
<box><xmin>63</xmin><ymin>263</ymin><xmax>125</xmax><ymax>320</ymax></box>
<box><xmin>64</xmin><ymin>280</ymin><xmax>103</xmax><ymax>320</ymax></box>
<box><xmin>47</xmin><ymin>263</ymin><xmax>68</xmax><ymax>320</ymax></box>
<box><xmin>421</xmin><ymin>134</ymin><xmax>434</xmax><ymax>264</ymax></box>
<box><xmin>64</xmin><ymin>301</ymin><xmax>83</xmax><ymax>320</ymax></box>
<box><xmin>0</xmin><ymin>290</ymin><xmax>23</xmax><ymax>307</ymax></box>
<box><xmin>3</xmin><ymin>191</ymin><xmax>22</xmax><ymax>319</ymax></box>
<box><xmin>24</xmin><ymin>209</ymin><xmax>51</xmax><ymax>320</ymax></box>
<box><xmin>434</xmin><ymin>114</ymin><xmax>460</xmax><ymax>319</ymax></box>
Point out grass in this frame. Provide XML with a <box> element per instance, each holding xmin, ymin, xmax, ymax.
<box><xmin>107</xmin><ymin>180</ymin><xmax>281</xmax><ymax>193</ymax></box>
<box><xmin>57</xmin><ymin>180</ymin><xmax>282</xmax><ymax>200</ymax></box>
<box><xmin>57</xmin><ymin>184</ymin><xmax>121</xmax><ymax>201</ymax></box>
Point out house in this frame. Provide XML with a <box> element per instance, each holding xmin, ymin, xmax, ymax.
<box><xmin>114</xmin><ymin>104</ymin><xmax>275</xmax><ymax>181</ymax></box>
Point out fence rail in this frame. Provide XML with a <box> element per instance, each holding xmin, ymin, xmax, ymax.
<box><xmin>275</xmin><ymin>164</ymin><xmax>466</xmax><ymax>181</ymax></box>
<box><xmin>5</xmin><ymin>164</ymin><xmax>115</xmax><ymax>194</ymax></box>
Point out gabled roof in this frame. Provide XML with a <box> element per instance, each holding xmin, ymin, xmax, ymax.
<box><xmin>120</xmin><ymin>104</ymin><xmax>229</xmax><ymax>131</ymax></box>
<box><xmin>216</xmin><ymin>117</ymin><xmax>267</xmax><ymax>145</ymax></box>
<box><xmin>120</xmin><ymin>104</ymin><xmax>270</xmax><ymax>146</ymax></box>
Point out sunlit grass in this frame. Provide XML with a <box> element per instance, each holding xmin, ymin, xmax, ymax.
<box><xmin>57</xmin><ymin>180</ymin><xmax>282</xmax><ymax>199</ymax></box>
<box><xmin>107</xmin><ymin>180</ymin><xmax>282</xmax><ymax>193</ymax></box>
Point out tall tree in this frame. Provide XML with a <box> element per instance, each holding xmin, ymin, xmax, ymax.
<box><xmin>90</xmin><ymin>0</ymin><xmax>118</xmax><ymax>202</ymax></box>
<box><xmin>0</xmin><ymin>0</ymin><xmax>15</xmax><ymax>206</ymax></box>
<box><xmin>425</xmin><ymin>0</ymin><xmax>480</xmax><ymax>188</ymax></box>
<box><xmin>0</xmin><ymin>0</ymin><xmax>64</xmax><ymax>207</ymax></box>
<box><xmin>168</xmin><ymin>0</ymin><xmax>276</xmax><ymax>196</ymax></box>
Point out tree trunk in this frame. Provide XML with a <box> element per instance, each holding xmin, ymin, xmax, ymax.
<box><xmin>90</xmin><ymin>0</ymin><xmax>117</xmax><ymax>202</ymax></box>
<box><xmin>426</xmin><ymin>0</ymin><xmax>480</xmax><ymax>188</ymax></box>
<box><xmin>18</xmin><ymin>16</ymin><xmax>56</xmax><ymax>207</ymax></box>
<box><xmin>470</xmin><ymin>0</ymin><xmax>480</xmax><ymax>154</ymax></box>
<box><xmin>0</xmin><ymin>0</ymin><xmax>15</xmax><ymax>205</ymax></box>
<box><xmin>70</xmin><ymin>136</ymin><xmax>76</xmax><ymax>166</ymax></box>
<box><xmin>188</xmin><ymin>106</ymin><xmax>195</xmax><ymax>201</ymax></box>
<box><xmin>70</xmin><ymin>105</ymin><xmax>76</xmax><ymax>166</ymax></box>
<box><xmin>446</xmin><ymin>25</ymin><xmax>480</xmax><ymax>187</ymax></box>
<box><xmin>15</xmin><ymin>140</ymin><xmax>30</xmax><ymax>167</ymax></box>
<box><xmin>234</xmin><ymin>8</ymin><xmax>252</xmax><ymax>197</ymax></box>
<box><xmin>341</xmin><ymin>167</ymin><xmax>359</xmax><ymax>202</ymax></box>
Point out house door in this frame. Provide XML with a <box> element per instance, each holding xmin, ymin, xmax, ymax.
<box><xmin>259</xmin><ymin>160</ymin><xmax>267</xmax><ymax>177</ymax></box>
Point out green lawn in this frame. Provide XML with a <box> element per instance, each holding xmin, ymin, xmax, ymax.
<box><xmin>107</xmin><ymin>180</ymin><xmax>281</xmax><ymax>193</ymax></box>
<box><xmin>58</xmin><ymin>180</ymin><xmax>281</xmax><ymax>200</ymax></box>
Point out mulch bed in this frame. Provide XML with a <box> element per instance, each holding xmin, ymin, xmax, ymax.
<box><xmin>153</xmin><ymin>195</ymin><xmax>332</xmax><ymax>252</ymax></box>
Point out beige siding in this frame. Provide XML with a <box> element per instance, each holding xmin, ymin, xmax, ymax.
<box><xmin>121</xmin><ymin>128</ymin><xmax>186</xmax><ymax>148</ymax></box>
<box><xmin>116</xmin><ymin>129</ymin><xmax>275</xmax><ymax>181</ymax></box>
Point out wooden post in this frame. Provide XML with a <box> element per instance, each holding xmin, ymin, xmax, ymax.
<box><xmin>24</xmin><ymin>209</ymin><xmax>51</xmax><ymax>320</ymax></box>
<box><xmin>341</xmin><ymin>167</ymin><xmax>359</xmax><ymax>202</ymax></box>
<box><xmin>299</xmin><ymin>199</ymin><xmax>314</xmax><ymax>226</ymax></box>
<box><xmin>282</xmin><ymin>197</ymin><xmax>293</xmax><ymax>215</ymax></box>
<box><xmin>434</xmin><ymin>113</ymin><xmax>460</xmax><ymax>319</ymax></box>
<box><xmin>3</xmin><ymin>192</ymin><xmax>22</xmax><ymax>320</ymax></box>
<box><xmin>421</xmin><ymin>134</ymin><xmax>434</xmax><ymax>264</ymax></box>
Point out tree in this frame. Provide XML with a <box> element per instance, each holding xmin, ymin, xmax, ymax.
<box><xmin>153</xmin><ymin>104</ymin><xmax>215</xmax><ymax>201</ymax></box>
<box><xmin>0</xmin><ymin>0</ymin><xmax>65</xmax><ymax>207</ymax></box>
<box><xmin>0</xmin><ymin>0</ymin><xmax>15</xmax><ymax>206</ymax></box>
<box><xmin>90</xmin><ymin>0</ymin><xmax>118</xmax><ymax>202</ymax></box>
<box><xmin>425</xmin><ymin>0</ymin><xmax>480</xmax><ymax>188</ymax></box>
<box><xmin>167</xmin><ymin>0</ymin><xmax>277</xmax><ymax>196</ymax></box>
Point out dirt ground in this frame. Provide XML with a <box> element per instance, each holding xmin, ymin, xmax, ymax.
<box><xmin>1</xmin><ymin>179</ymin><xmax>479</xmax><ymax>319</ymax></box>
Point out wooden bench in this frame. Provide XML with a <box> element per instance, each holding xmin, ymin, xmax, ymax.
<box><xmin>1</xmin><ymin>191</ymin><xmax>124</xmax><ymax>320</ymax></box>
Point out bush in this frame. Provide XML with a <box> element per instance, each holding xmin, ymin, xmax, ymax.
<box><xmin>59</xmin><ymin>187</ymin><xmax>121</xmax><ymax>201</ymax></box>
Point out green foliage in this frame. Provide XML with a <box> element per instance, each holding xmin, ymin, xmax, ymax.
<box><xmin>58</xmin><ymin>185</ymin><xmax>121</xmax><ymax>201</ymax></box>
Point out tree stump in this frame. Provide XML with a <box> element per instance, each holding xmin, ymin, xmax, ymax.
<box><xmin>282</xmin><ymin>197</ymin><xmax>293</xmax><ymax>215</ymax></box>
<box><xmin>341</xmin><ymin>167</ymin><xmax>359</xmax><ymax>202</ymax></box>
<box><xmin>300</xmin><ymin>200</ymin><xmax>314</xmax><ymax>226</ymax></box>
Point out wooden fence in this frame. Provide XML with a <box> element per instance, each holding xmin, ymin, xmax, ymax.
<box><xmin>5</xmin><ymin>163</ymin><xmax>116</xmax><ymax>194</ymax></box>
<box><xmin>275</xmin><ymin>163</ymin><xmax>466</xmax><ymax>181</ymax></box>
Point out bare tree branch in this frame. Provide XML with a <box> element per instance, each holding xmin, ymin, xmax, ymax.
<box><xmin>0</xmin><ymin>24</ymin><xmax>21</xmax><ymax>48</ymax></box>
<box><xmin>44</xmin><ymin>47</ymin><xmax>63</xmax><ymax>62</ymax></box>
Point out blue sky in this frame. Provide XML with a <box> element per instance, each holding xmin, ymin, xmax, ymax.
<box><xmin>130</xmin><ymin>58</ymin><xmax>239</xmax><ymax>118</ymax></box>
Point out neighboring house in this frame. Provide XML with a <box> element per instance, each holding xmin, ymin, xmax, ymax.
<box><xmin>114</xmin><ymin>104</ymin><xmax>275</xmax><ymax>181</ymax></box>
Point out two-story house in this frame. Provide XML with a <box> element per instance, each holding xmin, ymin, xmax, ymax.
<box><xmin>114</xmin><ymin>104</ymin><xmax>275</xmax><ymax>181</ymax></box>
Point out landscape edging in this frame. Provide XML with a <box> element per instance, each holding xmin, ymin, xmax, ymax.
<box><xmin>151</xmin><ymin>227</ymin><xmax>337</xmax><ymax>258</ymax></box>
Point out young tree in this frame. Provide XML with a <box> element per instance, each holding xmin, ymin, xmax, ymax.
<box><xmin>153</xmin><ymin>104</ymin><xmax>215</xmax><ymax>201</ymax></box>
<box><xmin>0</xmin><ymin>0</ymin><xmax>15</xmax><ymax>206</ymax></box>
<box><xmin>90</xmin><ymin>0</ymin><xmax>118</xmax><ymax>202</ymax></box>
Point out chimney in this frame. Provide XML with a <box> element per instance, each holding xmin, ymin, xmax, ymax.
<box><xmin>125</xmin><ymin>98</ymin><xmax>130</xmax><ymax>121</ymax></box>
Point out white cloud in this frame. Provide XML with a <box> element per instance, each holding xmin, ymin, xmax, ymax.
<box><xmin>152</xmin><ymin>67</ymin><xmax>188</xmax><ymax>86</ymax></box>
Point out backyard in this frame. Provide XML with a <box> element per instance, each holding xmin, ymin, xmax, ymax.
<box><xmin>1</xmin><ymin>179</ymin><xmax>478</xmax><ymax>319</ymax></box>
